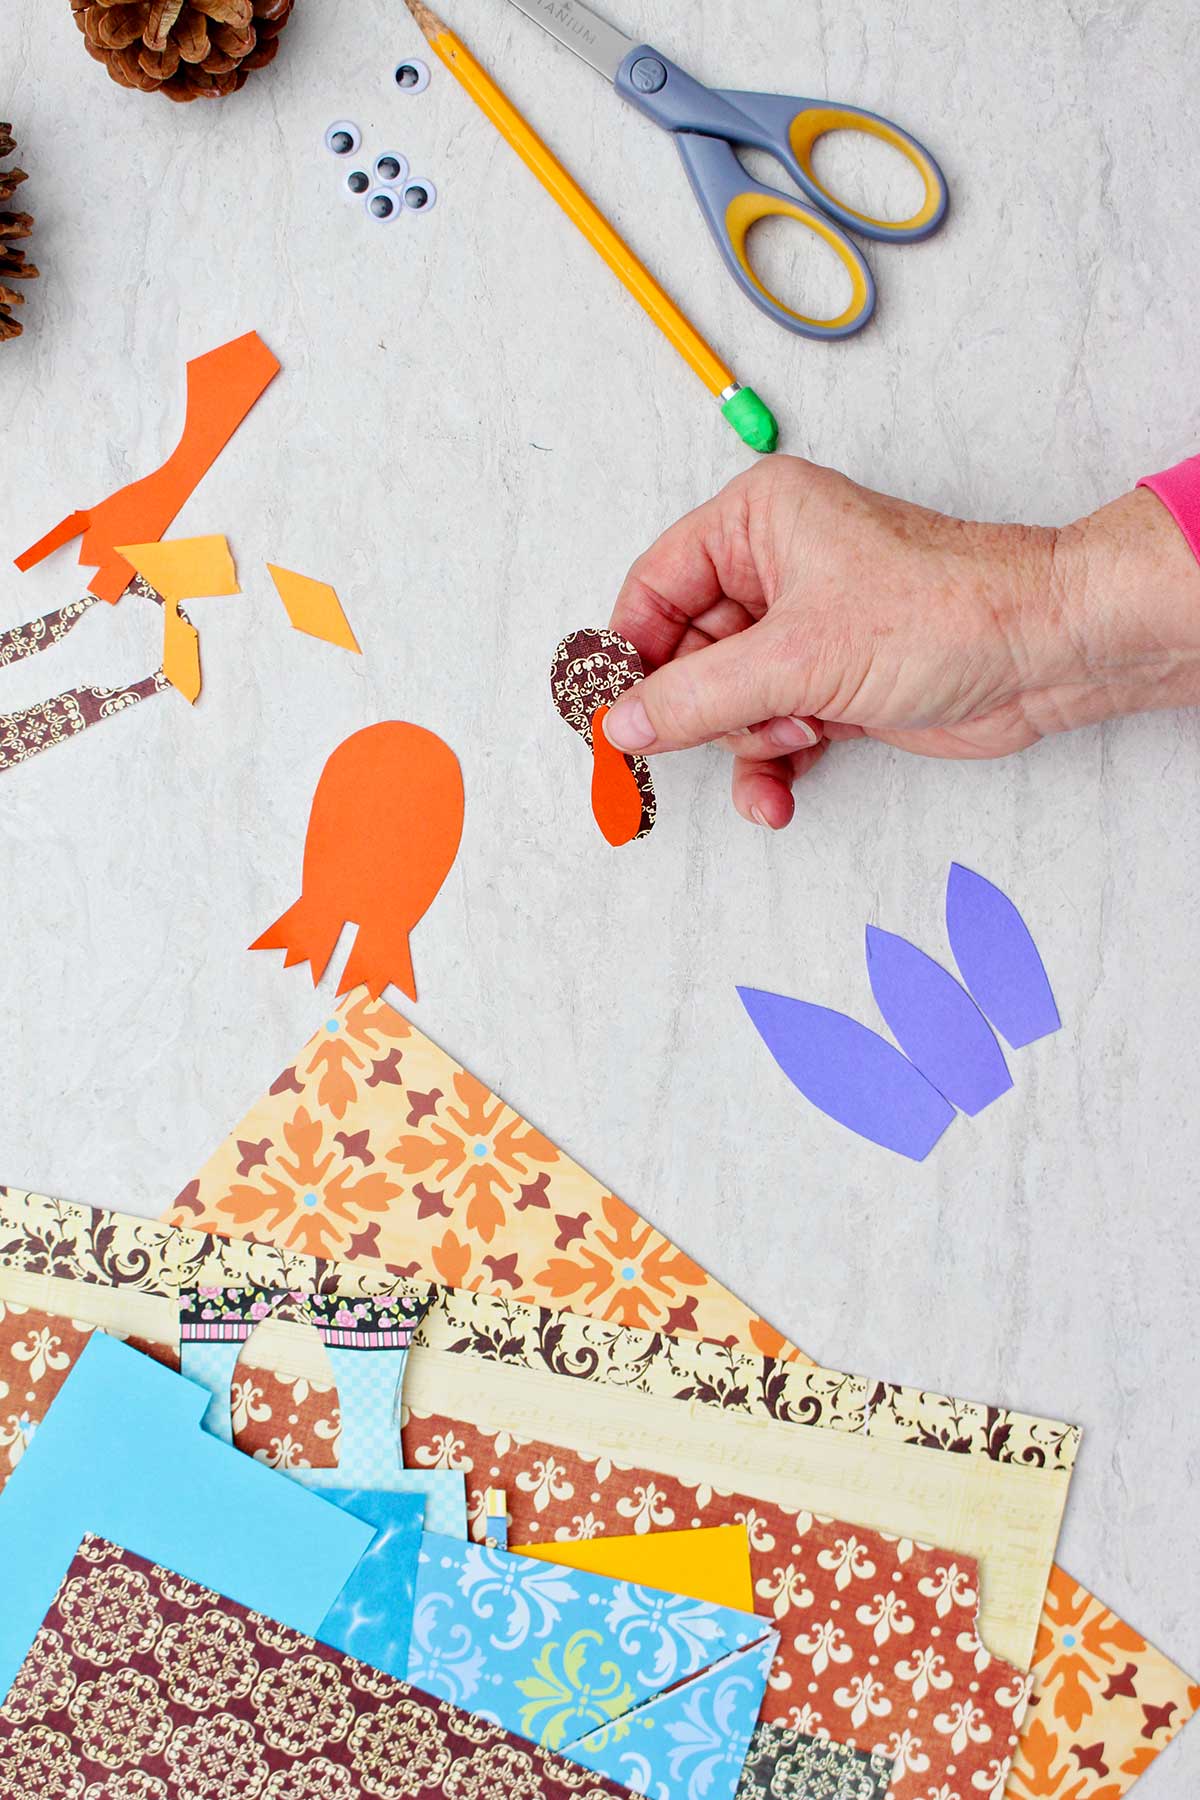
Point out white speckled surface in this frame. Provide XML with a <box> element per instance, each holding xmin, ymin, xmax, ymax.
<box><xmin>3</xmin><ymin>0</ymin><xmax>1199</xmax><ymax>1779</ymax></box>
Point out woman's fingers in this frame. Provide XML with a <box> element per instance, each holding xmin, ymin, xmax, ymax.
<box><xmin>711</xmin><ymin>715</ymin><xmax>825</xmax><ymax>759</ymax></box>
<box><xmin>604</xmin><ymin>615</ymin><xmax>813</xmax><ymax>754</ymax></box>
<box><xmin>609</xmin><ymin>479</ymin><xmax>766</xmax><ymax>668</ymax></box>
<box><xmin>731</xmin><ymin>740</ymin><xmax>828</xmax><ymax>828</ymax></box>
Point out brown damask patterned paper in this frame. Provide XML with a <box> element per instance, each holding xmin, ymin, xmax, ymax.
<box><xmin>0</xmin><ymin>1535</ymin><xmax>641</xmax><ymax>1800</ymax></box>
<box><xmin>550</xmin><ymin>628</ymin><xmax>656</xmax><ymax>840</ymax></box>
<box><xmin>0</xmin><ymin>575</ymin><xmax>174</xmax><ymax>773</ymax></box>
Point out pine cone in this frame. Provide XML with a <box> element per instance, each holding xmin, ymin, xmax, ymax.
<box><xmin>0</xmin><ymin>126</ymin><xmax>36</xmax><ymax>344</ymax></box>
<box><xmin>70</xmin><ymin>0</ymin><xmax>295</xmax><ymax>102</ymax></box>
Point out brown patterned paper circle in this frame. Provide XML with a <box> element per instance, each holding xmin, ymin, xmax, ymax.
<box><xmin>0</xmin><ymin>1723</ymin><xmax>86</xmax><ymax>1800</ymax></box>
<box><xmin>442</xmin><ymin>1741</ymin><xmax>545</xmax><ymax>1800</ymax></box>
<box><xmin>261</xmin><ymin>1759</ymin><xmax>358</xmax><ymax>1799</ymax></box>
<box><xmin>68</xmin><ymin>1669</ymin><xmax>173</xmax><ymax>1770</ymax></box>
<box><xmin>58</xmin><ymin>1562</ymin><xmax>163</xmax><ymax>1666</ymax></box>
<box><xmin>156</xmin><ymin>1611</ymin><xmax>262</xmax><ymax>1713</ymax></box>
<box><xmin>0</xmin><ymin>1628</ymin><xmax>77</xmax><ymax>1726</ymax></box>
<box><xmin>162</xmin><ymin>1710</ymin><xmax>271</xmax><ymax>1799</ymax></box>
<box><xmin>549</xmin><ymin>628</ymin><xmax>656</xmax><ymax>841</ymax></box>
<box><xmin>250</xmin><ymin>1657</ymin><xmax>355</xmax><ymax>1756</ymax></box>
<box><xmin>83</xmin><ymin>1776</ymin><xmax>170</xmax><ymax>1800</ymax></box>
<box><xmin>346</xmin><ymin>1697</ymin><xmax>455</xmax><ymax>1797</ymax></box>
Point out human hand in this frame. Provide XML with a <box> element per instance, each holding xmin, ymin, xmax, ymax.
<box><xmin>604</xmin><ymin>456</ymin><xmax>1200</xmax><ymax>828</ymax></box>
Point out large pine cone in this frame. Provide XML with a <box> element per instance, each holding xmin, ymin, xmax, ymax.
<box><xmin>0</xmin><ymin>126</ymin><xmax>37</xmax><ymax>344</ymax></box>
<box><xmin>71</xmin><ymin>0</ymin><xmax>295</xmax><ymax>101</ymax></box>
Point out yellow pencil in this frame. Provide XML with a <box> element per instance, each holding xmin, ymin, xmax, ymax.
<box><xmin>401</xmin><ymin>0</ymin><xmax>777</xmax><ymax>452</ymax></box>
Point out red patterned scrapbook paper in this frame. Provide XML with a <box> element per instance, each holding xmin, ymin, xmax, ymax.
<box><xmin>0</xmin><ymin>1535</ymin><xmax>638</xmax><ymax>1800</ymax></box>
<box><xmin>0</xmin><ymin>1302</ymin><xmax>340</xmax><ymax>1491</ymax></box>
<box><xmin>402</xmin><ymin>1410</ymin><xmax>1030</xmax><ymax>1799</ymax></box>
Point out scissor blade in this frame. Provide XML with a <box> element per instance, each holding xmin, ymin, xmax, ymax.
<box><xmin>503</xmin><ymin>0</ymin><xmax>636</xmax><ymax>83</ymax></box>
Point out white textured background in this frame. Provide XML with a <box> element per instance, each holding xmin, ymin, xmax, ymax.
<box><xmin>3</xmin><ymin>0</ymin><xmax>1199</xmax><ymax>1781</ymax></box>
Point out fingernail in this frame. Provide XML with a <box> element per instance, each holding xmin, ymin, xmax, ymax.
<box><xmin>769</xmin><ymin>715</ymin><xmax>821</xmax><ymax>750</ymax></box>
<box><xmin>604</xmin><ymin>698</ymin><xmax>655</xmax><ymax>752</ymax></box>
<box><xmin>750</xmin><ymin>806</ymin><xmax>771</xmax><ymax>828</ymax></box>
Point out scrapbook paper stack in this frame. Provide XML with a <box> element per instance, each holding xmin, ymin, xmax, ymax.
<box><xmin>0</xmin><ymin>991</ymin><xmax>1195</xmax><ymax>1800</ymax></box>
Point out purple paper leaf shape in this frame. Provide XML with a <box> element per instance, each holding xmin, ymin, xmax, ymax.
<box><xmin>736</xmin><ymin>986</ymin><xmax>955</xmax><ymax>1161</ymax></box>
<box><xmin>865</xmin><ymin>926</ymin><xmax>1012</xmax><ymax>1115</ymax></box>
<box><xmin>945</xmin><ymin>863</ymin><xmax>1061</xmax><ymax>1049</ymax></box>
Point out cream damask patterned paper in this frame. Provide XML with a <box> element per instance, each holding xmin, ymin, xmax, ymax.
<box><xmin>0</xmin><ymin>1184</ymin><xmax>1076</xmax><ymax>1468</ymax></box>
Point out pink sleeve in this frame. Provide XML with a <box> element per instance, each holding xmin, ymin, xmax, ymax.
<box><xmin>1139</xmin><ymin>453</ymin><xmax>1200</xmax><ymax>564</ymax></box>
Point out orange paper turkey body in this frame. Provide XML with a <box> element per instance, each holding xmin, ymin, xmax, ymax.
<box><xmin>251</xmin><ymin>722</ymin><xmax>464</xmax><ymax>1002</ymax></box>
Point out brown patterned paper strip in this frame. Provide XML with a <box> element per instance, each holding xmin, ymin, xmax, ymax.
<box><xmin>550</xmin><ymin>628</ymin><xmax>656</xmax><ymax>841</ymax></box>
<box><xmin>0</xmin><ymin>1534</ymin><xmax>642</xmax><ymax>1800</ymax></box>
<box><xmin>0</xmin><ymin>574</ymin><xmax>175</xmax><ymax>772</ymax></box>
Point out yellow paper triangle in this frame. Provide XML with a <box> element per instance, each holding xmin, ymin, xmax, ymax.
<box><xmin>266</xmin><ymin>564</ymin><xmax>361</xmax><ymax>653</ymax></box>
<box><xmin>512</xmin><ymin>1524</ymin><xmax>755</xmax><ymax>1612</ymax></box>
<box><xmin>116</xmin><ymin>535</ymin><xmax>239</xmax><ymax>604</ymax></box>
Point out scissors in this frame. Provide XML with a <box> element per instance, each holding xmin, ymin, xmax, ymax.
<box><xmin>503</xmin><ymin>0</ymin><xmax>949</xmax><ymax>339</ymax></box>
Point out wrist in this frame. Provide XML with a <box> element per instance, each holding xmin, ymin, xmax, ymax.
<box><xmin>1023</xmin><ymin>487</ymin><xmax>1200</xmax><ymax>734</ymax></box>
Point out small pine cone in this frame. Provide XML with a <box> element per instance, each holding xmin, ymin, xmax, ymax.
<box><xmin>72</xmin><ymin>0</ymin><xmax>294</xmax><ymax>98</ymax></box>
<box><xmin>0</xmin><ymin>126</ymin><xmax>35</xmax><ymax>344</ymax></box>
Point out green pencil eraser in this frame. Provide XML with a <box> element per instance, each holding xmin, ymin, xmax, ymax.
<box><xmin>722</xmin><ymin>386</ymin><xmax>778</xmax><ymax>455</ymax></box>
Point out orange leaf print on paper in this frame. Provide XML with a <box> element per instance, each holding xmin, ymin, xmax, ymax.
<box><xmin>432</xmin><ymin>1231</ymin><xmax>474</xmax><ymax>1289</ymax></box>
<box><xmin>534</xmin><ymin>1195</ymin><xmax>708</xmax><ymax>1329</ymax></box>
<box><xmin>387</xmin><ymin>1071</ymin><xmax>561</xmax><ymax>1248</ymax></box>
<box><xmin>1006</xmin><ymin>1716</ymin><xmax>1094</xmax><ymax>1799</ymax></box>
<box><xmin>214</xmin><ymin>1106</ymin><xmax>403</xmax><ymax>1261</ymax></box>
<box><xmin>1034</xmin><ymin>1566</ymin><xmax>1148</xmax><ymax>1732</ymax></box>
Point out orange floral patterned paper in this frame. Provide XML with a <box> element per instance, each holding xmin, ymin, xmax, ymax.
<box><xmin>169</xmin><ymin>993</ymin><xmax>790</xmax><ymax>1356</ymax></box>
<box><xmin>1008</xmin><ymin>1565</ymin><xmax>1200</xmax><ymax>1799</ymax></box>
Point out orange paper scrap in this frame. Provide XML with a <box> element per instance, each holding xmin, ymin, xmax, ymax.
<box><xmin>117</xmin><ymin>536</ymin><xmax>240</xmax><ymax>705</ymax></box>
<box><xmin>267</xmin><ymin>564</ymin><xmax>361</xmax><ymax>653</ymax></box>
<box><xmin>590</xmin><ymin>704</ymin><xmax>644</xmax><ymax>847</ymax></box>
<box><xmin>15</xmin><ymin>332</ymin><xmax>279</xmax><ymax>603</ymax></box>
<box><xmin>250</xmin><ymin>722</ymin><xmax>464</xmax><ymax>1002</ymax></box>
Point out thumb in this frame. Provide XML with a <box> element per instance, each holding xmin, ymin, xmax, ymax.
<box><xmin>603</xmin><ymin>618</ymin><xmax>807</xmax><ymax>754</ymax></box>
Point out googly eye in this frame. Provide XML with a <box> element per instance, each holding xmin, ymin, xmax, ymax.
<box><xmin>373</xmin><ymin>152</ymin><xmax>409</xmax><ymax>187</ymax></box>
<box><xmin>364</xmin><ymin>184</ymin><xmax>404</xmax><ymax>223</ymax></box>
<box><xmin>402</xmin><ymin>177</ymin><xmax>437</xmax><ymax>213</ymax></box>
<box><xmin>392</xmin><ymin>58</ymin><xmax>430</xmax><ymax>94</ymax></box>
<box><xmin>344</xmin><ymin>168</ymin><xmax>371</xmax><ymax>199</ymax></box>
<box><xmin>325</xmin><ymin>119</ymin><xmax>362</xmax><ymax>156</ymax></box>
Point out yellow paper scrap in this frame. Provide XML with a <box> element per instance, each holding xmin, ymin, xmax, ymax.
<box><xmin>116</xmin><ymin>536</ymin><xmax>239</xmax><ymax>603</ymax></box>
<box><xmin>512</xmin><ymin>1524</ymin><xmax>754</xmax><ymax>1613</ymax></box>
<box><xmin>266</xmin><ymin>564</ymin><xmax>361</xmax><ymax>653</ymax></box>
<box><xmin>116</xmin><ymin>536</ymin><xmax>240</xmax><ymax>706</ymax></box>
<box><xmin>161</xmin><ymin>599</ymin><xmax>202</xmax><ymax>704</ymax></box>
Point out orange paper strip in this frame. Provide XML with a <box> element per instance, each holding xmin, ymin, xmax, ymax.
<box><xmin>250</xmin><ymin>722</ymin><xmax>464</xmax><ymax>1002</ymax></box>
<box><xmin>15</xmin><ymin>332</ymin><xmax>279</xmax><ymax>603</ymax></box>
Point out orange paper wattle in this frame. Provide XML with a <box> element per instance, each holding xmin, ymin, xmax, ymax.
<box><xmin>589</xmin><ymin>705</ymin><xmax>645</xmax><ymax>847</ymax></box>
<box><xmin>251</xmin><ymin>721</ymin><xmax>464</xmax><ymax>1002</ymax></box>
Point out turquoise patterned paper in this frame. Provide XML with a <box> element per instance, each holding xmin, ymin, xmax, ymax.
<box><xmin>406</xmin><ymin>1533</ymin><xmax>777</xmax><ymax>1800</ymax></box>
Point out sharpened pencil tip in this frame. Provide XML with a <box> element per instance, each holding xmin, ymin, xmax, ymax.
<box><xmin>403</xmin><ymin>0</ymin><xmax>444</xmax><ymax>38</ymax></box>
